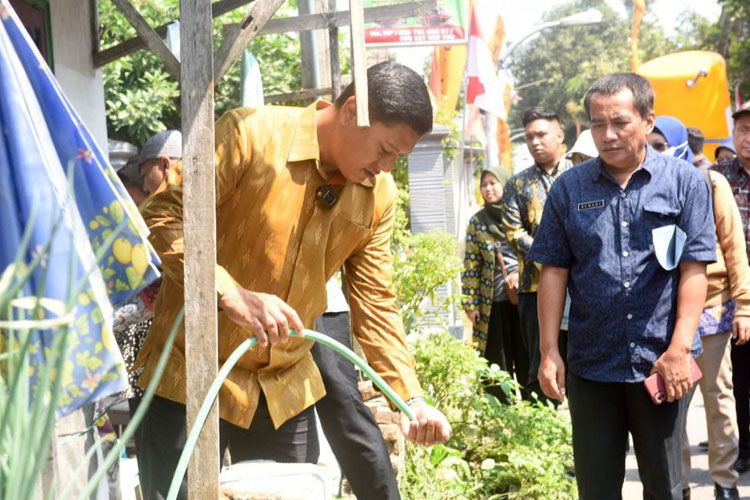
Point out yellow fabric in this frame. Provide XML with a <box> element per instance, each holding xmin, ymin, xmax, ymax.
<box><xmin>136</xmin><ymin>101</ymin><xmax>422</xmax><ymax>428</ymax></box>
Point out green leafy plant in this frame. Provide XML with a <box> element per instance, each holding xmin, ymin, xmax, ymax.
<box><xmin>401</xmin><ymin>331</ymin><xmax>577</xmax><ymax>500</ymax></box>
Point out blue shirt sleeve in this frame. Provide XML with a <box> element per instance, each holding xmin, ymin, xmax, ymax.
<box><xmin>527</xmin><ymin>181</ymin><xmax>573</xmax><ymax>268</ymax></box>
<box><xmin>679</xmin><ymin>169</ymin><xmax>716</xmax><ymax>263</ymax></box>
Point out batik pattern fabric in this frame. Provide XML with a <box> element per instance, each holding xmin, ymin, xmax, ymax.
<box><xmin>501</xmin><ymin>160</ymin><xmax>571</xmax><ymax>293</ymax></box>
<box><xmin>0</xmin><ymin>2</ymin><xmax>160</xmax><ymax>416</ymax></box>
<box><xmin>462</xmin><ymin>215</ymin><xmax>497</xmax><ymax>353</ymax></box>
<box><xmin>698</xmin><ymin>299</ymin><xmax>735</xmax><ymax>337</ymax></box>
<box><xmin>712</xmin><ymin>158</ymin><xmax>750</xmax><ymax>259</ymax></box>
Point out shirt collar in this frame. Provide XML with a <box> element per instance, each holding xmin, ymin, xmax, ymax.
<box><xmin>286</xmin><ymin>100</ymin><xmax>374</xmax><ymax>188</ymax></box>
<box><xmin>591</xmin><ymin>144</ymin><xmax>657</xmax><ymax>183</ymax></box>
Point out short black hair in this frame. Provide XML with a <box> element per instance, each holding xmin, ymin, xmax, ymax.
<box><xmin>334</xmin><ymin>61</ymin><xmax>433</xmax><ymax>136</ymax></box>
<box><xmin>687</xmin><ymin>127</ymin><xmax>704</xmax><ymax>154</ymax></box>
<box><xmin>584</xmin><ymin>73</ymin><xmax>654</xmax><ymax>120</ymax></box>
<box><xmin>522</xmin><ymin>107</ymin><xmax>559</xmax><ymax>127</ymax></box>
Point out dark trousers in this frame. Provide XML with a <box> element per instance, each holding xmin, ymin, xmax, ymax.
<box><xmin>517</xmin><ymin>292</ymin><xmax>567</xmax><ymax>403</ymax></box>
<box><xmin>732</xmin><ymin>340</ymin><xmax>750</xmax><ymax>459</ymax></box>
<box><xmin>137</xmin><ymin>393</ymin><xmax>319</xmax><ymax>500</ymax></box>
<box><xmin>485</xmin><ymin>299</ymin><xmax>528</xmax><ymax>400</ymax></box>
<box><xmin>567</xmin><ymin>372</ymin><xmax>687</xmax><ymax>500</ymax></box>
<box><xmin>313</xmin><ymin>312</ymin><xmax>400</xmax><ymax>500</ymax></box>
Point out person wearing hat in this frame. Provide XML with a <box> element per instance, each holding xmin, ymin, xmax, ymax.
<box><xmin>713</xmin><ymin>101</ymin><xmax>750</xmax><ymax>475</ymax></box>
<box><xmin>135</xmin><ymin>129</ymin><xmax>182</xmax><ymax>194</ymax></box>
<box><xmin>462</xmin><ymin>165</ymin><xmax>527</xmax><ymax>400</ymax></box>
<box><xmin>566</xmin><ymin>129</ymin><xmax>598</xmax><ymax>166</ymax></box>
<box><xmin>117</xmin><ymin>156</ymin><xmax>148</xmax><ymax>206</ymax></box>
<box><xmin>716</xmin><ymin>138</ymin><xmax>737</xmax><ymax>165</ymax></box>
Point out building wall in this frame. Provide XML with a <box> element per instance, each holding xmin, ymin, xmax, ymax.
<box><xmin>49</xmin><ymin>0</ymin><xmax>108</xmax><ymax>151</ymax></box>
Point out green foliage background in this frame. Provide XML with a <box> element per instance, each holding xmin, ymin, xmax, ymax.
<box><xmin>98</xmin><ymin>0</ymin><xmax>304</xmax><ymax>145</ymax></box>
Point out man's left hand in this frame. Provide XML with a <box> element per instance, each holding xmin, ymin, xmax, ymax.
<box><xmin>650</xmin><ymin>347</ymin><xmax>692</xmax><ymax>403</ymax></box>
<box><xmin>399</xmin><ymin>401</ymin><xmax>451</xmax><ymax>446</ymax></box>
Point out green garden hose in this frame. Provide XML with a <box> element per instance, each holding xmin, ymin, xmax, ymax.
<box><xmin>167</xmin><ymin>328</ymin><xmax>416</xmax><ymax>500</ymax></box>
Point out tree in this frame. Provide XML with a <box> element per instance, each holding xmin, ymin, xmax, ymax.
<box><xmin>98</xmin><ymin>0</ymin><xmax>303</xmax><ymax>146</ymax></box>
<box><xmin>506</xmin><ymin>0</ymin><xmax>677</xmax><ymax>144</ymax></box>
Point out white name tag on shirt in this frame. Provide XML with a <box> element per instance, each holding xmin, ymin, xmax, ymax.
<box><xmin>578</xmin><ymin>200</ymin><xmax>604</xmax><ymax>211</ymax></box>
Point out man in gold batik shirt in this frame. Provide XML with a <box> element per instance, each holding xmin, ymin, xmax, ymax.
<box><xmin>135</xmin><ymin>62</ymin><xmax>451</xmax><ymax>499</ymax></box>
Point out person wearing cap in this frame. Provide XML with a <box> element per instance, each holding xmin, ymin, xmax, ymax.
<box><xmin>135</xmin><ymin>62</ymin><xmax>450</xmax><ymax>500</ymax></box>
<box><xmin>566</xmin><ymin>129</ymin><xmax>598</xmax><ymax>166</ymax></box>
<box><xmin>713</xmin><ymin>101</ymin><xmax>750</xmax><ymax>474</ymax></box>
<box><xmin>687</xmin><ymin>127</ymin><xmax>713</xmax><ymax>170</ymax></box>
<box><xmin>462</xmin><ymin>165</ymin><xmax>527</xmax><ymax>400</ymax></box>
<box><xmin>136</xmin><ymin>129</ymin><xmax>182</xmax><ymax>194</ymax></box>
<box><xmin>501</xmin><ymin>106</ymin><xmax>571</xmax><ymax>404</ymax></box>
<box><xmin>117</xmin><ymin>156</ymin><xmax>148</xmax><ymax>206</ymax></box>
<box><xmin>716</xmin><ymin>139</ymin><xmax>737</xmax><ymax>165</ymax></box>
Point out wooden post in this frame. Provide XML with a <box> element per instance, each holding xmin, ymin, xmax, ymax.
<box><xmin>110</xmin><ymin>0</ymin><xmax>181</xmax><ymax>80</ymax></box>
<box><xmin>349</xmin><ymin>0</ymin><xmax>369</xmax><ymax>127</ymax></box>
<box><xmin>328</xmin><ymin>0</ymin><xmax>341</xmax><ymax>98</ymax></box>
<box><xmin>180</xmin><ymin>0</ymin><xmax>219</xmax><ymax>498</ymax></box>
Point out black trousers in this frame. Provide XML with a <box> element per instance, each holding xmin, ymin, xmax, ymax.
<box><xmin>517</xmin><ymin>292</ymin><xmax>567</xmax><ymax>403</ymax></box>
<box><xmin>313</xmin><ymin>312</ymin><xmax>401</xmax><ymax>500</ymax></box>
<box><xmin>137</xmin><ymin>393</ymin><xmax>319</xmax><ymax>500</ymax></box>
<box><xmin>732</xmin><ymin>339</ymin><xmax>750</xmax><ymax>459</ymax></box>
<box><xmin>484</xmin><ymin>299</ymin><xmax>528</xmax><ymax>400</ymax></box>
<box><xmin>567</xmin><ymin>372</ymin><xmax>687</xmax><ymax>500</ymax></box>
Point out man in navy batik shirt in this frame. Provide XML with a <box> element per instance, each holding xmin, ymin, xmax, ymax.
<box><xmin>528</xmin><ymin>73</ymin><xmax>716</xmax><ymax>500</ymax></box>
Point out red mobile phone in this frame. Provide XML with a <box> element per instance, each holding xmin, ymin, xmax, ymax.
<box><xmin>643</xmin><ymin>357</ymin><xmax>702</xmax><ymax>405</ymax></box>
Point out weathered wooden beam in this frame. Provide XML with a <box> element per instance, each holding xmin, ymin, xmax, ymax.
<box><xmin>265</xmin><ymin>87</ymin><xmax>333</xmax><ymax>104</ymax></box>
<box><xmin>224</xmin><ymin>1</ymin><xmax>436</xmax><ymax>37</ymax></box>
<box><xmin>213</xmin><ymin>0</ymin><xmax>286</xmax><ymax>82</ymax></box>
<box><xmin>349</xmin><ymin>0</ymin><xmax>369</xmax><ymax>126</ymax></box>
<box><xmin>328</xmin><ymin>0</ymin><xmax>341</xmax><ymax>98</ymax></box>
<box><xmin>93</xmin><ymin>0</ymin><xmax>252</xmax><ymax>68</ymax></box>
<box><xmin>110</xmin><ymin>0</ymin><xmax>181</xmax><ymax>80</ymax></box>
<box><xmin>180</xmin><ymin>0</ymin><xmax>219</xmax><ymax>497</ymax></box>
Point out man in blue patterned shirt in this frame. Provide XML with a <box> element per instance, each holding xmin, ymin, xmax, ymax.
<box><xmin>528</xmin><ymin>73</ymin><xmax>716</xmax><ymax>499</ymax></box>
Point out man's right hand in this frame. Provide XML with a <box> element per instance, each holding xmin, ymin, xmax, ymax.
<box><xmin>538</xmin><ymin>350</ymin><xmax>566</xmax><ymax>402</ymax></box>
<box><xmin>466</xmin><ymin>310</ymin><xmax>480</xmax><ymax>324</ymax></box>
<box><xmin>219</xmin><ymin>286</ymin><xmax>305</xmax><ymax>347</ymax></box>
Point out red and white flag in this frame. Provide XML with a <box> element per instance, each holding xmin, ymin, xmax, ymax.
<box><xmin>466</xmin><ymin>3</ymin><xmax>505</xmax><ymax>118</ymax></box>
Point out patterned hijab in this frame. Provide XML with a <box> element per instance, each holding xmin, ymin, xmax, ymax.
<box><xmin>476</xmin><ymin>166</ymin><xmax>511</xmax><ymax>240</ymax></box>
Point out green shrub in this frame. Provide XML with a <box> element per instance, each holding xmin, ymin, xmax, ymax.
<box><xmin>402</xmin><ymin>331</ymin><xmax>577</xmax><ymax>500</ymax></box>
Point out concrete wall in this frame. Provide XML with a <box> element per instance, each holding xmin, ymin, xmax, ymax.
<box><xmin>49</xmin><ymin>0</ymin><xmax>108</xmax><ymax>151</ymax></box>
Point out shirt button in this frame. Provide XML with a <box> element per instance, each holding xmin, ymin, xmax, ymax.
<box><xmin>627</xmin><ymin>313</ymin><xmax>633</xmax><ymax>320</ymax></box>
<box><xmin>630</xmin><ymin>342</ymin><xmax>635</xmax><ymax>348</ymax></box>
<box><xmin>620</xmin><ymin>192</ymin><xmax>627</xmax><ymax>198</ymax></box>
<box><xmin>621</xmin><ymin>221</ymin><xmax>628</xmax><ymax>228</ymax></box>
<box><xmin>624</xmin><ymin>281</ymin><xmax>631</xmax><ymax>288</ymax></box>
<box><xmin>622</xmin><ymin>250</ymin><xmax>629</xmax><ymax>257</ymax></box>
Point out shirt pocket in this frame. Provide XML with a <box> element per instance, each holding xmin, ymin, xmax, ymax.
<box><xmin>641</xmin><ymin>202</ymin><xmax>681</xmax><ymax>254</ymax></box>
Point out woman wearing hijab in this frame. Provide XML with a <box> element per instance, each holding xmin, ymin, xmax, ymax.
<box><xmin>650</xmin><ymin>116</ymin><xmax>749</xmax><ymax>499</ymax></box>
<box><xmin>462</xmin><ymin>166</ymin><xmax>528</xmax><ymax>400</ymax></box>
<box><xmin>648</xmin><ymin>115</ymin><xmax>694</xmax><ymax>164</ymax></box>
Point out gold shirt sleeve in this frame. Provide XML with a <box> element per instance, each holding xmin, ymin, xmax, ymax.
<box><xmin>345</xmin><ymin>197</ymin><xmax>424</xmax><ymax>404</ymax></box>
<box><xmin>142</xmin><ymin>110</ymin><xmax>252</xmax><ymax>296</ymax></box>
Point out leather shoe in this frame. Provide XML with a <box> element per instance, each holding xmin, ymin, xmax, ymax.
<box><xmin>682</xmin><ymin>487</ymin><xmax>690</xmax><ymax>500</ymax></box>
<box><xmin>714</xmin><ymin>484</ymin><xmax>739</xmax><ymax>500</ymax></box>
<box><xmin>733</xmin><ymin>456</ymin><xmax>750</xmax><ymax>473</ymax></box>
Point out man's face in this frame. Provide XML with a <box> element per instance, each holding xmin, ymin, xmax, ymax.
<box><xmin>334</xmin><ymin>99</ymin><xmax>421</xmax><ymax>184</ymax></box>
<box><xmin>733</xmin><ymin>115</ymin><xmax>750</xmax><ymax>166</ymax></box>
<box><xmin>588</xmin><ymin>88</ymin><xmax>655</xmax><ymax>171</ymax></box>
<box><xmin>139</xmin><ymin>157</ymin><xmax>169</xmax><ymax>194</ymax></box>
<box><xmin>524</xmin><ymin>118</ymin><xmax>564</xmax><ymax>166</ymax></box>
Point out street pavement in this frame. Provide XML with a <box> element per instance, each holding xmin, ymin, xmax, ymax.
<box><xmin>623</xmin><ymin>389</ymin><xmax>750</xmax><ymax>499</ymax></box>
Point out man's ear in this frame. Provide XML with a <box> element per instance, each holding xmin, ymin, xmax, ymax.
<box><xmin>339</xmin><ymin>95</ymin><xmax>358</xmax><ymax>127</ymax></box>
<box><xmin>644</xmin><ymin>110</ymin><xmax>656</xmax><ymax>135</ymax></box>
<box><xmin>160</xmin><ymin>156</ymin><xmax>172</xmax><ymax>172</ymax></box>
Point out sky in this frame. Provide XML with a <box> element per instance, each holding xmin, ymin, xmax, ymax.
<box><xmin>501</xmin><ymin>0</ymin><xmax>722</xmax><ymax>44</ymax></box>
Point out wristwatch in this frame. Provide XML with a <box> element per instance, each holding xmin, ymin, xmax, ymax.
<box><xmin>405</xmin><ymin>396</ymin><xmax>426</xmax><ymax>406</ymax></box>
